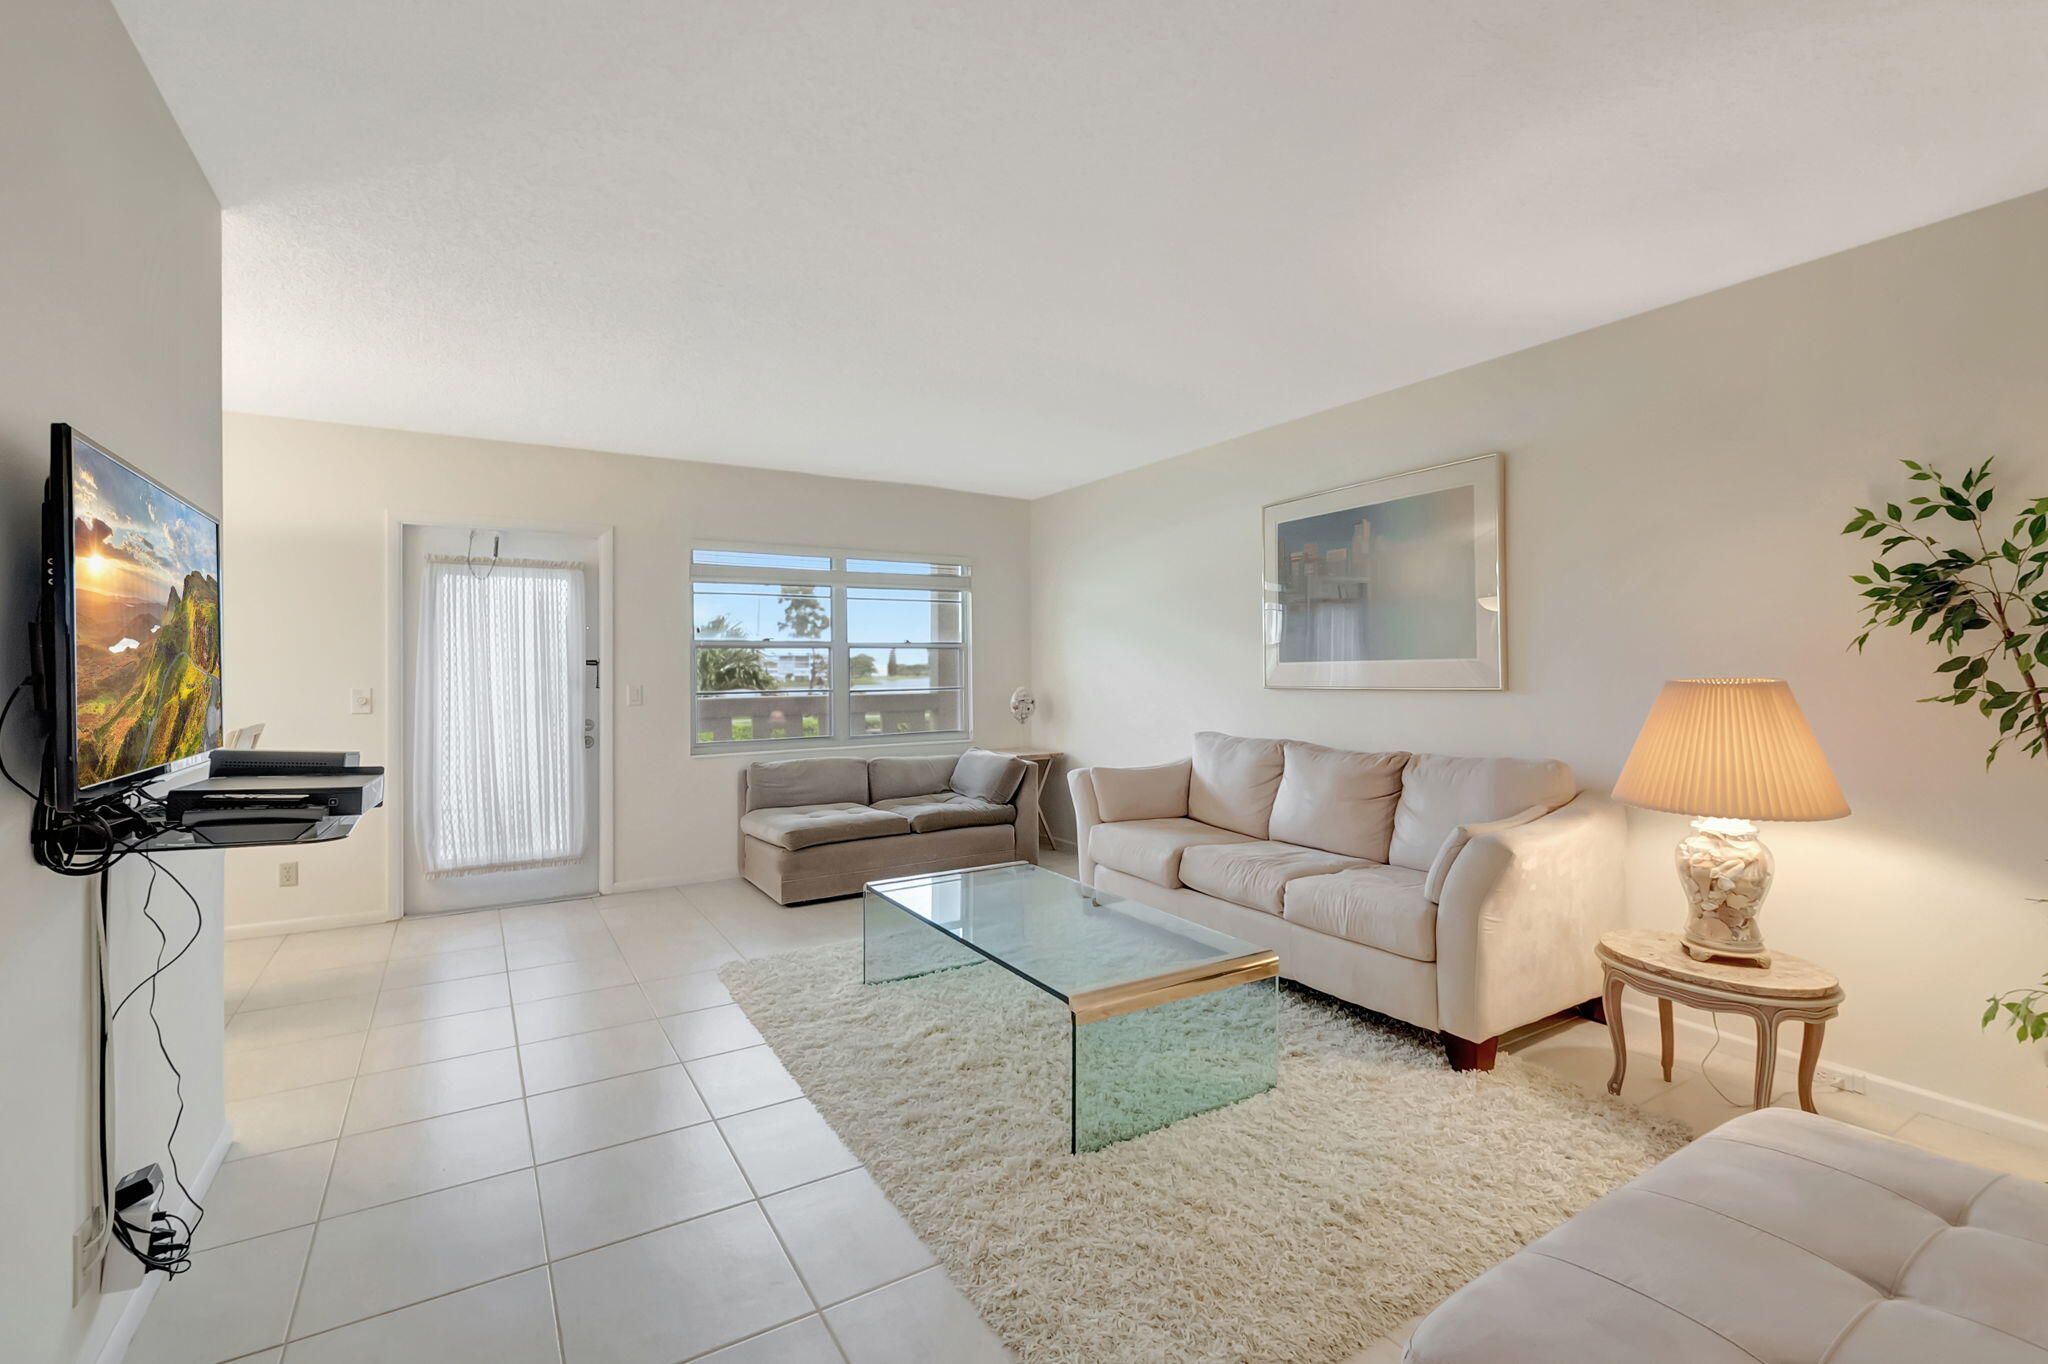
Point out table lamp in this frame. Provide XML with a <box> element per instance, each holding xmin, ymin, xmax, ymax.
<box><xmin>1611</xmin><ymin>678</ymin><xmax>1848</xmax><ymax>967</ymax></box>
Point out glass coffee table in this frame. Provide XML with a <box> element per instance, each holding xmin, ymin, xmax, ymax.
<box><xmin>863</xmin><ymin>861</ymin><xmax>1280</xmax><ymax>1152</ymax></box>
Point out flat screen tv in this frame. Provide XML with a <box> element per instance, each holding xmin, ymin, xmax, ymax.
<box><xmin>38</xmin><ymin>424</ymin><xmax>223</xmax><ymax>810</ymax></box>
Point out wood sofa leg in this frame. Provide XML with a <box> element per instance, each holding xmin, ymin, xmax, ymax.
<box><xmin>1442</xmin><ymin>1033</ymin><xmax>1499</xmax><ymax>1072</ymax></box>
<box><xmin>1576</xmin><ymin>995</ymin><xmax>1607</xmax><ymax>1025</ymax></box>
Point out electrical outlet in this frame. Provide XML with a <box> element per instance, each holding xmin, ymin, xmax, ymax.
<box><xmin>1813</xmin><ymin>1063</ymin><xmax>1865</xmax><ymax>1094</ymax></box>
<box><xmin>279</xmin><ymin>861</ymin><xmax>299</xmax><ymax>888</ymax></box>
<box><xmin>73</xmin><ymin>1207</ymin><xmax>104</xmax><ymax>1303</ymax></box>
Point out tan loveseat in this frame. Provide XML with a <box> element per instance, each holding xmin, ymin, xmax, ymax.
<box><xmin>1069</xmin><ymin>732</ymin><xmax>1625</xmax><ymax>1070</ymax></box>
<box><xmin>739</xmin><ymin>749</ymin><xmax>1040</xmax><ymax>904</ymax></box>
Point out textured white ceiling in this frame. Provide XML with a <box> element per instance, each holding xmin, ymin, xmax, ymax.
<box><xmin>115</xmin><ymin>1</ymin><xmax>2048</xmax><ymax>498</ymax></box>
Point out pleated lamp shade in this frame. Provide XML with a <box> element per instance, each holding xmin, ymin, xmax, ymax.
<box><xmin>1612</xmin><ymin>679</ymin><xmax>1849</xmax><ymax>822</ymax></box>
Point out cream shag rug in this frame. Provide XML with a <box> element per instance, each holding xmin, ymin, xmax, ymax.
<box><xmin>722</xmin><ymin>943</ymin><xmax>1687</xmax><ymax>1364</ymax></box>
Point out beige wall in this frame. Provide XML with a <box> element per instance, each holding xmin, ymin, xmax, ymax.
<box><xmin>221</xmin><ymin>414</ymin><xmax>1033</xmax><ymax>933</ymax></box>
<box><xmin>1030</xmin><ymin>189</ymin><xmax>2048</xmax><ymax>1129</ymax></box>
<box><xmin>0</xmin><ymin>0</ymin><xmax>224</xmax><ymax>1357</ymax></box>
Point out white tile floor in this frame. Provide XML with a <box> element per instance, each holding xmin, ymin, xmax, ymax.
<box><xmin>144</xmin><ymin>856</ymin><xmax>2048</xmax><ymax>1364</ymax></box>
<box><xmin>139</xmin><ymin>878</ymin><xmax>1007</xmax><ymax>1364</ymax></box>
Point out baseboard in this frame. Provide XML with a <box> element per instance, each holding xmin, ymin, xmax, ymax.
<box><xmin>225</xmin><ymin>907</ymin><xmax>394</xmax><ymax>940</ymax></box>
<box><xmin>91</xmin><ymin>1121</ymin><xmax>233</xmax><ymax>1364</ymax></box>
<box><xmin>605</xmin><ymin>875</ymin><xmax>691</xmax><ymax>894</ymax></box>
<box><xmin>1623</xmin><ymin>999</ymin><xmax>2048</xmax><ymax>1150</ymax></box>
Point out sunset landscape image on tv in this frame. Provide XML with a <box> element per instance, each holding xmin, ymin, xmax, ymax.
<box><xmin>71</xmin><ymin>439</ymin><xmax>221</xmax><ymax>790</ymax></box>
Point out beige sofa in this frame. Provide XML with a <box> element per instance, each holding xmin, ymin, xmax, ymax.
<box><xmin>1409</xmin><ymin>1107</ymin><xmax>2048</xmax><ymax>1361</ymax></box>
<box><xmin>739</xmin><ymin>749</ymin><xmax>1040</xmax><ymax>904</ymax></box>
<box><xmin>1069</xmin><ymin>732</ymin><xmax>1625</xmax><ymax>1070</ymax></box>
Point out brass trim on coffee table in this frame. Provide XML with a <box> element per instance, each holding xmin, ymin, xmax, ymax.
<box><xmin>1067</xmin><ymin>951</ymin><xmax>1281</xmax><ymax>1024</ymax></box>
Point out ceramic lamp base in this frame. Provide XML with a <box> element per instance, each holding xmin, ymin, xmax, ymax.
<box><xmin>1674</xmin><ymin>817</ymin><xmax>1775</xmax><ymax>967</ymax></box>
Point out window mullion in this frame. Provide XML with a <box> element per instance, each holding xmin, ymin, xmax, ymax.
<box><xmin>831</xmin><ymin>585</ymin><xmax>849</xmax><ymax>741</ymax></box>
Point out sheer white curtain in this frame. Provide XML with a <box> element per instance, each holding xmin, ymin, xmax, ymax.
<box><xmin>415</xmin><ymin>554</ymin><xmax>586</xmax><ymax>878</ymax></box>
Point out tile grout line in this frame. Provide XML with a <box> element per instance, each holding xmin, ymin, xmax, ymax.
<box><xmin>208</xmin><ymin>1096</ymin><xmax>851</xmax><ymax>1254</ymax></box>
<box><xmin>208</xmin><ymin>891</ymin><xmax>840</xmax><ymax>1360</ymax></box>
<box><xmin>275</xmin><ymin>1061</ymin><xmax>354</xmax><ymax>1354</ymax></box>
<box><xmin>675</xmin><ymin>885</ymin><xmax>859</xmax><ymax>1363</ymax></box>
<box><xmin>504</xmin><ymin>938</ymin><xmax>566</xmax><ymax>1364</ymax></box>
<box><xmin>276</xmin><ymin>1262</ymin><xmax>549</xmax><ymax>1356</ymax></box>
<box><xmin>232</xmin><ymin>972</ymin><xmax>741</xmax><ymax>1102</ymax></box>
<box><xmin>257</xmin><ymin>913</ymin><xmax>488</xmax><ymax>1348</ymax></box>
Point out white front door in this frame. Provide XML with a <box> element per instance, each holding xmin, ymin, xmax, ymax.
<box><xmin>403</xmin><ymin>524</ymin><xmax>602</xmax><ymax>915</ymax></box>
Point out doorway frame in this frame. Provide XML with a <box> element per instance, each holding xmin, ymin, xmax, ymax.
<box><xmin>383</xmin><ymin>513</ymin><xmax>619</xmax><ymax>917</ymax></box>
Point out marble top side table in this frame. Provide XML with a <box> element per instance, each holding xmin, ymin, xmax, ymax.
<box><xmin>1597</xmin><ymin>928</ymin><xmax>1845</xmax><ymax>1112</ymax></box>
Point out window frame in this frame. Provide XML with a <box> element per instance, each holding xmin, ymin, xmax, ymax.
<box><xmin>689</xmin><ymin>543</ymin><xmax>973</xmax><ymax>755</ymax></box>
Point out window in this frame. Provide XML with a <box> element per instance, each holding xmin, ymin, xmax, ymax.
<box><xmin>691</xmin><ymin>547</ymin><xmax>969</xmax><ymax>750</ymax></box>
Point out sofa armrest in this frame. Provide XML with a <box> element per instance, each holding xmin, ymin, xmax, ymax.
<box><xmin>1434</xmin><ymin>792</ymin><xmax>1627</xmax><ymax>1043</ymax></box>
<box><xmin>1011</xmin><ymin>761</ymin><xmax>1042</xmax><ymax>865</ymax></box>
<box><xmin>1067</xmin><ymin>759</ymin><xmax>1195</xmax><ymax>884</ymax></box>
<box><xmin>1067</xmin><ymin>767</ymin><xmax>1103</xmax><ymax>884</ymax></box>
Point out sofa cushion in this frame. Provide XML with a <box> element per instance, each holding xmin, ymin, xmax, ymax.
<box><xmin>1282</xmin><ymin>864</ymin><xmax>1436</xmax><ymax>961</ymax></box>
<box><xmin>740</xmin><ymin>802</ymin><xmax>911</xmax><ymax>851</ymax></box>
<box><xmin>745</xmin><ymin>757</ymin><xmax>868</xmax><ymax>812</ymax></box>
<box><xmin>867</xmin><ymin>753</ymin><xmax>959</xmax><ymax>802</ymax></box>
<box><xmin>1422</xmin><ymin>801</ymin><xmax>1552</xmax><ymax>903</ymax></box>
<box><xmin>1388</xmin><ymin>753</ymin><xmax>1575</xmax><ymax>871</ymax></box>
<box><xmin>948</xmin><ymin>748</ymin><xmax>1030</xmax><ymax>803</ymax></box>
<box><xmin>1188</xmin><ymin>732</ymin><xmax>1287</xmax><ymax>838</ymax></box>
<box><xmin>1089</xmin><ymin>817</ymin><xmax>1256</xmax><ymax>889</ymax></box>
<box><xmin>1179</xmin><ymin>840</ymin><xmax>1372</xmax><ymax>914</ymax></box>
<box><xmin>1407</xmin><ymin>1108</ymin><xmax>2048</xmax><ymax>1364</ymax></box>
<box><xmin>871</xmin><ymin>792</ymin><xmax>1015</xmax><ymax>834</ymax></box>
<box><xmin>1090</xmin><ymin>759</ymin><xmax>1191</xmax><ymax>822</ymax></box>
<box><xmin>1268</xmin><ymin>741</ymin><xmax>1409</xmax><ymax>861</ymax></box>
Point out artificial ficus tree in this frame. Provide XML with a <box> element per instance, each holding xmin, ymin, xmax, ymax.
<box><xmin>1842</xmin><ymin>458</ymin><xmax>2048</xmax><ymax>1046</ymax></box>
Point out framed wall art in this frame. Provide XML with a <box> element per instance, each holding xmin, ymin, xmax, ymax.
<box><xmin>1262</xmin><ymin>453</ymin><xmax>1502</xmax><ymax>689</ymax></box>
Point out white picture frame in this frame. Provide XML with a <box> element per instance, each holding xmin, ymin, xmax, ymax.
<box><xmin>1262</xmin><ymin>453</ymin><xmax>1503</xmax><ymax>690</ymax></box>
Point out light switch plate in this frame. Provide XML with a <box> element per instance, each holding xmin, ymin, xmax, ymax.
<box><xmin>349</xmin><ymin>688</ymin><xmax>374</xmax><ymax>715</ymax></box>
<box><xmin>627</xmin><ymin>685</ymin><xmax>644</xmax><ymax>707</ymax></box>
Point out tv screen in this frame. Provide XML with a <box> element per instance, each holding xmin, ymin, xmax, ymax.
<box><xmin>47</xmin><ymin>425</ymin><xmax>222</xmax><ymax>805</ymax></box>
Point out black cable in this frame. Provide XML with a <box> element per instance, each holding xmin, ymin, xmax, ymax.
<box><xmin>134</xmin><ymin>850</ymin><xmax>207</xmax><ymax>1243</ymax></box>
<box><xmin>8</xmin><ymin>671</ymin><xmax>204</xmax><ymax>1273</ymax></box>
<box><xmin>0</xmin><ymin>676</ymin><xmax>41</xmax><ymax>803</ymax></box>
<box><xmin>96</xmin><ymin>850</ymin><xmax>209</xmax><ymax>1276</ymax></box>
